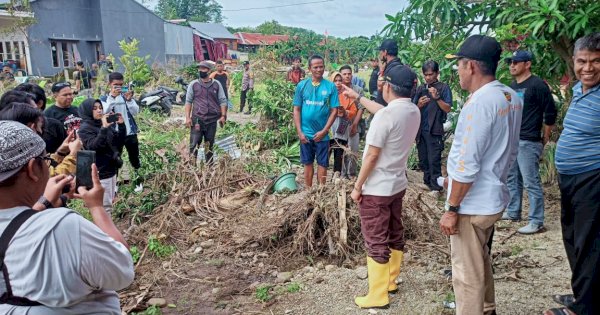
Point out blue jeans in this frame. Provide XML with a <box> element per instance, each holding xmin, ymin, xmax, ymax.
<box><xmin>506</xmin><ymin>140</ymin><xmax>545</xmax><ymax>225</ymax></box>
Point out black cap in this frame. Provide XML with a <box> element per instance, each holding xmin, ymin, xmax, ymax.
<box><xmin>384</xmin><ymin>65</ymin><xmax>416</xmax><ymax>90</ymax></box>
<box><xmin>51</xmin><ymin>81</ymin><xmax>72</xmax><ymax>93</ymax></box>
<box><xmin>243</xmin><ymin>61</ymin><xmax>250</xmax><ymax>65</ymax></box>
<box><xmin>505</xmin><ymin>50</ymin><xmax>533</xmax><ymax>63</ymax></box>
<box><xmin>379</xmin><ymin>39</ymin><xmax>398</xmax><ymax>56</ymax></box>
<box><xmin>445</xmin><ymin>35</ymin><xmax>502</xmax><ymax>64</ymax></box>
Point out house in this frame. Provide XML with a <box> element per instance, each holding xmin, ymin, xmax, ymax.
<box><xmin>235</xmin><ymin>32</ymin><xmax>289</xmax><ymax>52</ymax></box>
<box><xmin>187</xmin><ymin>22</ymin><xmax>236</xmax><ymax>62</ymax></box>
<box><xmin>0</xmin><ymin>0</ymin><xmax>194</xmax><ymax>77</ymax></box>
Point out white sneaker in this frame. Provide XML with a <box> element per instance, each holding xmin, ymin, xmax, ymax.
<box><xmin>134</xmin><ymin>184</ymin><xmax>143</xmax><ymax>193</ymax></box>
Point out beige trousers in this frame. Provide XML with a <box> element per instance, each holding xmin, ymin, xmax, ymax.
<box><xmin>450</xmin><ymin>212</ymin><xmax>502</xmax><ymax>315</ymax></box>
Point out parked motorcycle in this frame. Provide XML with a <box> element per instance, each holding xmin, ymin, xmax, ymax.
<box><xmin>138</xmin><ymin>77</ymin><xmax>187</xmax><ymax>116</ymax></box>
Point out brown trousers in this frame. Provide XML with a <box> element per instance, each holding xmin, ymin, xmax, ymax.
<box><xmin>359</xmin><ymin>190</ymin><xmax>406</xmax><ymax>264</ymax></box>
<box><xmin>451</xmin><ymin>212</ymin><xmax>502</xmax><ymax>315</ymax></box>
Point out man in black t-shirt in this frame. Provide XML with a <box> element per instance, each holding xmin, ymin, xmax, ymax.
<box><xmin>502</xmin><ymin>50</ymin><xmax>557</xmax><ymax>235</ymax></box>
<box><xmin>45</xmin><ymin>82</ymin><xmax>80</xmax><ymax>132</ymax></box>
<box><xmin>412</xmin><ymin>60</ymin><xmax>452</xmax><ymax>191</ymax></box>
<box><xmin>375</xmin><ymin>39</ymin><xmax>404</xmax><ymax>106</ymax></box>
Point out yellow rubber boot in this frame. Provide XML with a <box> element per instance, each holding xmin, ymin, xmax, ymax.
<box><xmin>388</xmin><ymin>249</ymin><xmax>404</xmax><ymax>293</ymax></box>
<box><xmin>354</xmin><ymin>257</ymin><xmax>390</xmax><ymax>309</ymax></box>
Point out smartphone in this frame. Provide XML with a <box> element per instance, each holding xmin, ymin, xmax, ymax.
<box><xmin>76</xmin><ymin>150</ymin><xmax>96</xmax><ymax>189</ymax></box>
<box><xmin>121</xmin><ymin>85</ymin><xmax>129</xmax><ymax>93</ymax></box>
<box><xmin>106</xmin><ymin>114</ymin><xmax>119</xmax><ymax>123</ymax></box>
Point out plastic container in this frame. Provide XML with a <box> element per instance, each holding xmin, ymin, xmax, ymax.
<box><xmin>273</xmin><ymin>172</ymin><xmax>298</xmax><ymax>193</ymax></box>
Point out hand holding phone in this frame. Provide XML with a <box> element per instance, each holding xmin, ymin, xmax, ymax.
<box><xmin>74</xmin><ymin>163</ymin><xmax>105</xmax><ymax>209</ymax></box>
<box><xmin>76</xmin><ymin>150</ymin><xmax>96</xmax><ymax>189</ymax></box>
<box><xmin>106</xmin><ymin>114</ymin><xmax>119</xmax><ymax>124</ymax></box>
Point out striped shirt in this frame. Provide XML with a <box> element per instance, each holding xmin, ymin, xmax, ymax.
<box><xmin>555</xmin><ymin>82</ymin><xmax>600</xmax><ymax>175</ymax></box>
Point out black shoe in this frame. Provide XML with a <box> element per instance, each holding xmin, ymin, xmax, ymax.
<box><xmin>429</xmin><ymin>183</ymin><xmax>443</xmax><ymax>191</ymax></box>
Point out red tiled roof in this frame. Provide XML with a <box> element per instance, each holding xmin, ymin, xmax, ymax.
<box><xmin>235</xmin><ymin>32</ymin><xmax>289</xmax><ymax>46</ymax></box>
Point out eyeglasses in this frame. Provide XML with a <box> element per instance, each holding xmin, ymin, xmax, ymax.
<box><xmin>35</xmin><ymin>154</ymin><xmax>58</xmax><ymax>168</ymax></box>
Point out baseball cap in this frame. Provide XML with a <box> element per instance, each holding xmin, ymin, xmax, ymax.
<box><xmin>243</xmin><ymin>61</ymin><xmax>250</xmax><ymax>65</ymax></box>
<box><xmin>505</xmin><ymin>50</ymin><xmax>533</xmax><ymax>63</ymax></box>
<box><xmin>197</xmin><ymin>61</ymin><xmax>214</xmax><ymax>70</ymax></box>
<box><xmin>383</xmin><ymin>65</ymin><xmax>416</xmax><ymax>90</ymax></box>
<box><xmin>0</xmin><ymin>121</ymin><xmax>46</xmax><ymax>183</ymax></box>
<box><xmin>445</xmin><ymin>35</ymin><xmax>502</xmax><ymax>64</ymax></box>
<box><xmin>379</xmin><ymin>39</ymin><xmax>398</xmax><ymax>56</ymax></box>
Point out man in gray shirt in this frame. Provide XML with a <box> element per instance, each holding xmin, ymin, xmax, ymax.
<box><xmin>184</xmin><ymin>61</ymin><xmax>227</xmax><ymax>164</ymax></box>
<box><xmin>0</xmin><ymin>121</ymin><xmax>134</xmax><ymax>314</ymax></box>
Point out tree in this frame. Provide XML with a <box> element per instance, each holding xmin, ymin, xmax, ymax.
<box><xmin>383</xmin><ymin>0</ymin><xmax>600</xmax><ymax>86</ymax></box>
<box><xmin>155</xmin><ymin>0</ymin><xmax>223</xmax><ymax>23</ymax></box>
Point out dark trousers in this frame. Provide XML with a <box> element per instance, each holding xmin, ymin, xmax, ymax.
<box><xmin>359</xmin><ymin>190</ymin><xmax>406</xmax><ymax>264</ymax></box>
<box><xmin>189</xmin><ymin>120</ymin><xmax>217</xmax><ymax>163</ymax></box>
<box><xmin>558</xmin><ymin>169</ymin><xmax>600</xmax><ymax>315</ymax></box>
<box><xmin>329</xmin><ymin>138</ymin><xmax>348</xmax><ymax>173</ymax></box>
<box><xmin>417</xmin><ymin>132</ymin><xmax>443</xmax><ymax>186</ymax></box>
<box><xmin>117</xmin><ymin>134</ymin><xmax>141</xmax><ymax>170</ymax></box>
<box><xmin>240</xmin><ymin>89</ymin><xmax>251</xmax><ymax>113</ymax></box>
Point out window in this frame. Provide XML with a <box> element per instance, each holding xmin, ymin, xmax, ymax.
<box><xmin>50</xmin><ymin>40</ymin><xmax>79</xmax><ymax>68</ymax></box>
<box><xmin>51</xmin><ymin>41</ymin><xmax>59</xmax><ymax>67</ymax></box>
<box><xmin>95</xmin><ymin>43</ymin><xmax>101</xmax><ymax>61</ymax></box>
<box><xmin>61</xmin><ymin>42</ymin><xmax>70</xmax><ymax>67</ymax></box>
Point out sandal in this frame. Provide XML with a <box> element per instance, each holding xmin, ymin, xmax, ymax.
<box><xmin>552</xmin><ymin>294</ymin><xmax>574</xmax><ymax>307</ymax></box>
<box><xmin>544</xmin><ymin>307</ymin><xmax>574</xmax><ymax>315</ymax></box>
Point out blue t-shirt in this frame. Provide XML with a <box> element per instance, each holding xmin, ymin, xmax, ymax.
<box><xmin>555</xmin><ymin>82</ymin><xmax>600</xmax><ymax>175</ymax></box>
<box><xmin>293</xmin><ymin>79</ymin><xmax>340</xmax><ymax>140</ymax></box>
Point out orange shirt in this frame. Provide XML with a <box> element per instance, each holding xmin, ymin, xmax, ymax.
<box><xmin>338</xmin><ymin>92</ymin><xmax>359</xmax><ymax>121</ymax></box>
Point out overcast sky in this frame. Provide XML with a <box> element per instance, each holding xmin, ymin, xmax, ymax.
<box><xmin>142</xmin><ymin>0</ymin><xmax>406</xmax><ymax>38</ymax></box>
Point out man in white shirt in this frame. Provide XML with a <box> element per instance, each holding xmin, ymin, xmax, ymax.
<box><xmin>343</xmin><ymin>65</ymin><xmax>420</xmax><ymax>309</ymax></box>
<box><xmin>0</xmin><ymin>121</ymin><xmax>134</xmax><ymax>314</ymax></box>
<box><xmin>442</xmin><ymin>35</ymin><xmax>522</xmax><ymax>315</ymax></box>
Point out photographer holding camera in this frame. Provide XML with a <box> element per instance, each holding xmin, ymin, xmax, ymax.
<box><xmin>0</xmin><ymin>120</ymin><xmax>133</xmax><ymax>314</ymax></box>
<box><xmin>78</xmin><ymin>98</ymin><xmax>126</xmax><ymax>215</ymax></box>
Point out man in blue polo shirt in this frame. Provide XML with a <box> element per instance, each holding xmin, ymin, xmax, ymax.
<box><xmin>547</xmin><ymin>32</ymin><xmax>600</xmax><ymax>315</ymax></box>
<box><xmin>293</xmin><ymin>54</ymin><xmax>339</xmax><ymax>187</ymax></box>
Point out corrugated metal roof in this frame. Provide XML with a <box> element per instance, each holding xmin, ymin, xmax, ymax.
<box><xmin>235</xmin><ymin>32</ymin><xmax>289</xmax><ymax>46</ymax></box>
<box><xmin>188</xmin><ymin>22</ymin><xmax>237</xmax><ymax>40</ymax></box>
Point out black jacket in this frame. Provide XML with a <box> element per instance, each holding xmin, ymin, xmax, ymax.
<box><xmin>78</xmin><ymin>98</ymin><xmax>125</xmax><ymax>180</ymax></box>
<box><xmin>375</xmin><ymin>58</ymin><xmax>404</xmax><ymax>106</ymax></box>
<box><xmin>369</xmin><ymin>66</ymin><xmax>379</xmax><ymax>95</ymax></box>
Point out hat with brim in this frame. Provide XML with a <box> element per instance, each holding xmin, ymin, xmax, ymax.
<box><xmin>383</xmin><ymin>65</ymin><xmax>416</xmax><ymax>90</ymax></box>
<box><xmin>197</xmin><ymin>61</ymin><xmax>214</xmax><ymax>70</ymax></box>
<box><xmin>445</xmin><ymin>35</ymin><xmax>502</xmax><ymax>64</ymax></box>
<box><xmin>504</xmin><ymin>50</ymin><xmax>533</xmax><ymax>63</ymax></box>
<box><xmin>0</xmin><ymin>121</ymin><xmax>46</xmax><ymax>183</ymax></box>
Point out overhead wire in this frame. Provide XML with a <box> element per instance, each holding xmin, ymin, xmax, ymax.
<box><xmin>221</xmin><ymin>0</ymin><xmax>334</xmax><ymax>12</ymax></box>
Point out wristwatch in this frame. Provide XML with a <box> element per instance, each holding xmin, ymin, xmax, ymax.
<box><xmin>444</xmin><ymin>201</ymin><xmax>460</xmax><ymax>213</ymax></box>
<box><xmin>37</xmin><ymin>196</ymin><xmax>53</xmax><ymax>210</ymax></box>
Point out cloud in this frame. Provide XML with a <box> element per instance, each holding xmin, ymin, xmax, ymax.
<box><xmin>219</xmin><ymin>0</ymin><xmax>406</xmax><ymax>37</ymax></box>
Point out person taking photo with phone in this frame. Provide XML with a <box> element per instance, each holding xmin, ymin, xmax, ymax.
<box><xmin>101</xmin><ymin>72</ymin><xmax>143</xmax><ymax>193</ymax></box>
<box><xmin>0</xmin><ymin>120</ymin><xmax>133</xmax><ymax>314</ymax></box>
<box><xmin>78</xmin><ymin>98</ymin><xmax>126</xmax><ymax>215</ymax></box>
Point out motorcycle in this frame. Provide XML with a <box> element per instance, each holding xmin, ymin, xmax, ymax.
<box><xmin>138</xmin><ymin>76</ymin><xmax>187</xmax><ymax>116</ymax></box>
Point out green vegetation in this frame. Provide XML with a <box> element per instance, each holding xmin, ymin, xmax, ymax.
<box><xmin>148</xmin><ymin>236</ymin><xmax>176</xmax><ymax>258</ymax></box>
<box><xmin>286</xmin><ymin>282</ymin><xmax>301</xmax><ymax>293</ymax></box>
<box><xmin>255</xmin><ymin>285</ymin><xmax>273</xmax><ymax>302</ymax></box>
<box><xmin>131</xmin><ymin>305</ymin><xmax>162</xmax><ymax>315</ymax></box>
<box><xmin>118</xmin><ymin>38</ymin><xmax>152</xmax><ymax>92</ymax></box>
<box><xmin>511</xmin><ymin>245</ymin><xmax>524</xmax><ymax>256</ymax></box>
<box><xmin>154</xmin><ymin>0</ymin><xmax>223</xmax><ymax>23</ymax></box>
<box><xmin>130</xmin><ymin>246</ymin><xmax>141</xmax><ymax>264</ymax></box>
